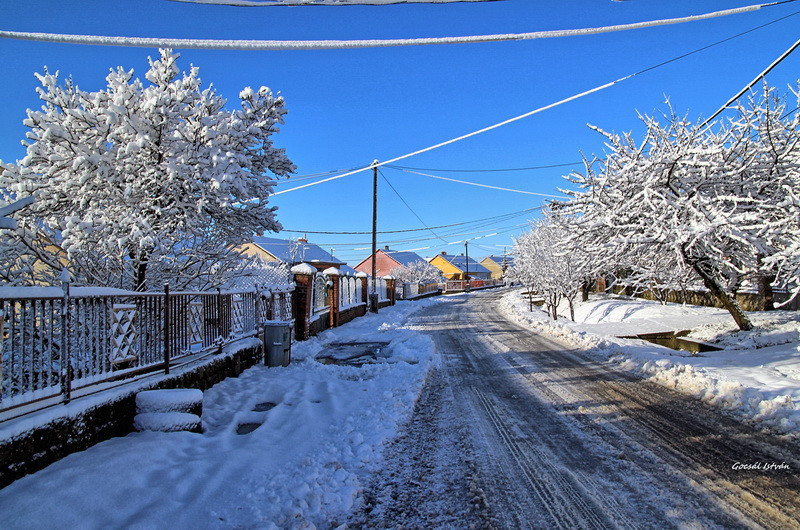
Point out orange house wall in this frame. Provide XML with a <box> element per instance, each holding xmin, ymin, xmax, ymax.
<box><xmin>354</xmin><ymin>251</ymin><xmax>402</xmax><ymax>277</ymax></box>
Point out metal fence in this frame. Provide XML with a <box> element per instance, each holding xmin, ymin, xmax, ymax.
<box><xmin>397</xmin><ymin>282</ymin><xmax>440</xmax><ymax>300</ymax></box>
<box><xmin>442</xmin><ymin>279</ymin><xmax>504</xmax><ymax>292</ymax></box>
<box><xmin>0</xmin><ymin>285</ymin><xmax>284</xmax><ymax>411</ymax></box>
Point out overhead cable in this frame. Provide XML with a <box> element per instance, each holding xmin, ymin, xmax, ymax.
<box><xmin>0</xmin><ymin>3</ymin><xmax>790</xmax><ymax>50</ymax></box>
<box><xmin>280</xmin><ymin>206</ymin><xmax>541</xmax><ymax>234</ymax></box>
<box><xmin>700</xmin><ymin>34</ymin><xmax>800</xmax><ymax>127</ymax></box>
<box><xmin>379</xmin><ymin>169</ymin><xmax>448</xmax><ymax>243</ymax></box>
<box><xmin>396</xmin><ymin>168</ymin><xmax>564</xmax><ymax>198</ymax></box>
<box><xmin>274</xmin><ymin>80</ymin><xmax>622</xmax><ymax>195</ymax></box>
<box><xmin>273</xmin><ymin>7</ymin><xmax>800</xmax><ymax>196</ymax></box>
<box><xmin>386</xmin><ymin>162</ymin><xmax>582</xmax><ymax>173</ymax></box>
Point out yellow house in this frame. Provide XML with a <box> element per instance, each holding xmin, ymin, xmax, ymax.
<box><xmin>429</xmin><ymin>252</ymin><xmax>492</xmax><ymax>280</ymax></box>
<box><xmin>480</xmin><ymin>255</ymin><xmax>513</xmax><ymax>280</ymax></box>
<box><xmin>238</xmin><ymin>236</ymin><xmax>347</xmax><ymax>272</ymax></box>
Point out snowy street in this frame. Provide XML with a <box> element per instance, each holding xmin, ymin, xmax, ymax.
<box><xmin>354</xmin><ymin>290</ymin><xmax>800</xmax><ymax>528</ymax></box>
<box><xmin>1</xmin><ymin>289</ymin><xmax>799</xmax><ymax>528</ymax></box>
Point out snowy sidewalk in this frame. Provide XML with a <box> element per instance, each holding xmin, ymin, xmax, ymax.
<box><xmin>0</xmin><ymin>298</ymin><xmax>443</xmax><ymax>529</ymax></box>
<box><xmin>500</xmin><ymin>291</ymin><xmax>800</xmax><ymax>436</ymax></box>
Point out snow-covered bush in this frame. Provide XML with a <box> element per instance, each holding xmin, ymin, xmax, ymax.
<box><xmin>0</xmin><ymin>49</ymin><xmax>295</xmax><ymax>290</ymax></box>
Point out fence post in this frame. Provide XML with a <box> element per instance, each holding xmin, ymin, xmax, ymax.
<box><xmin>384</xmin><ymin>276</ymin><xmax>396</xmax><ymax>306</ymax></box>
<box><xmin>164</xmin><ymin>284</ymin><xmax>171</xmax><ymax>375</ymax></box>
<box><xmin>291</xmin><ymin>263</ymin><xmax>315</xmax><ymax>341</ymax></box>
<box><xmin>324</xmin><ymin>267</ymin><xmax>341</xmax><ymax>328</ymax></box>
<box><xmin>216</xmin><ymin>287</ymin><xmax>224</xmax><ymax>341</ymax></box>
<box><xmin>59</xmin><ymin>268</ymin><xmax>72</xmax><ymax>403</ymax></box>
<box><xmin>356</xmin><ymin>272</ymin><xmax>368</xmax><ymax>306</ymax></box>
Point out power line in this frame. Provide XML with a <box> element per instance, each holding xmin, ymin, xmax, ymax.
<box><xmin>379</xmin><ymin>169</ymin><xmax>448</xmax><ymax>244</ymax></box>
<box><xmin>394</xmin><ymin>168</ymin><xmax>565</xmax><ymax>198</ymax></box>
<box><xmin>272</xmin><ymin>6</ymin><xmax>800</xmax><ymax>197</ymax></box>
<box><xmin>1</xmin><ymin>3</ymin><xmax>787</xmax><ymax>50</ymax></box>
<box><xmin>701</xmin><ymin>34</ymin><xmax>800</xmax><ymax>127</ymax></box>
<box><xmin>279</xmin><ymin>206</ymin><xmax>541</xmax><ymax>235</ymax></box>
<box><xmin>386</xmin><ymin>162</ymin><xmax>582</xmax><ymax>173</ymax></box>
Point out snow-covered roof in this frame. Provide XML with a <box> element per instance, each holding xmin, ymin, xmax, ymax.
<box><xmin>339</xmin><ymin>264</ymin><xmax>359</xmax><ymax>275</ymax></box>
<box><xmin>253</xmin><ymin>237</ymin><xmax>344</xmax><ymax>266</ymax></box>
<box><xmin>483</xmin><ymin>255</ymin><xmax>514</xmax><ymax>267</ymax></box>
<box><xmin>437</xmin><ymin>254</ymin><xmax>491</xmax><ymax>274</ymax></box>
<box><xmin>383</xmin><ymin>249</ymin><xmax>427</xmax><ymax>268</ymax></box>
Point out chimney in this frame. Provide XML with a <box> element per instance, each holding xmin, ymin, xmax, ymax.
<box><xmin>298</xmin><ymin>235</ymin><xmax>307</xmax><ymax>243</ymax></box>
<box><xmin>384</xmin><ymin>245</ymin><xmax>390</xmax><ymax>251</ymax></box>
<box><xmin>441</xmin><ymin>251</ymin><xmax>446</xmax><ymax>256</ymax></box>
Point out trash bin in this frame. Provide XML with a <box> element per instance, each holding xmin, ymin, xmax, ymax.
<box><xmin>263</xmin><ymin>321</ymin><xmax>292</xmax><ymax>367</ymax></box>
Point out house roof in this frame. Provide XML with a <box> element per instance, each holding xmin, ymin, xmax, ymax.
<box><xmin>339</xmin><ymin>264</ymin><xmax>359</xmax><ymax>275</ymax></box>
<box><xmin>252</xmin><ymin>236</ymin><xmax>344</xmax><ymax>266</ymax></box>
<box><xmin>383</xmin><ymin>249</ymin><xmax>427</xmax><ymax>268</ymax></box>
<box><xmin>482</xmin><ymin>255</ymin><xmax>514</xmax><ymax>267</ymax></box>
<box><xmin>436</xmin><ymin>254</ymin><xmax>491</xmax><ymax>274</ymax></box>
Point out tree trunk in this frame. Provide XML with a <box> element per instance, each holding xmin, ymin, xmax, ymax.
<box><xmin>132</xmin><ymin>251</ymin><xmax>149</xmax><ymax>292</ymax></box>
<box><xmin>755</xmin><ymin>255</ymin><xmax>776</xmax><ymax>312</ymax></box>
<box><xmin>581</xmin><ymin>280</ymin><xmax>590</xmax><ymax>302</ymax></box>
<box><xmin>690</xmin><ymin>260</ymin><xmax>753</xmax><ymax>331</ymax></box>
<box><xmin>757</xmin><ymin>273</ymin><xmax>775</xmax><ymax>311</ymax></box>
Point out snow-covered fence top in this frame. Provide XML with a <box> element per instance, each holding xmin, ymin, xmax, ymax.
<box><xmin>0</xmin><ymin>285</ymin><xmax>264</xmax><ymax>413</ymax></box>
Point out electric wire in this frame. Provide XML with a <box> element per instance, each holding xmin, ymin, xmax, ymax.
<box><xmin>1</xmin><ymin>3</ymin><xmax>789</xmax><ymax>50</ymax></box>
<box><xmin>700</xmin><ymin>34</ymin><xmax>800</xmax><ymax>127</ymax></box>
<box><xmin>280</xmin><ymin>205</ymin><xmax>541</xmax><ymax>234</ymax></box>
<box><xmin>385</xmin><ymin>162</ymin><xmax>582</xmax><ymax>173</ymax></box>
<box><xmin>272</xmin><ymin>6</ymin><xmax>800</xmax><ymax>197</ymax></box>
<box><xmin>379</xmin><ymin>169</ymin><xmax>449</xmax><ymax>244</ymax></box>
<box><xmin>395</xmin><ymin>168</ymin><xmax>565</xmax><ymax>198</ymax></box>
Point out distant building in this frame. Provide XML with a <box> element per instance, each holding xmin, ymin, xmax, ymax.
<box><xmin>239</xmin><ymin>236</ymin><xmax>345</xmax><ymax>272</ymax></box>
<box><xmin>428</xmin><ymin>252</ymin><xmax>491</xmax><ymax>280</ymax></box>
<box><xmin>354</xmin><ymin>246</ymin><xmax>428</xmax><ymax>278</ymax></box>
<box><xmin>480</xmin><ymin>255</ymin><xmax>513</xmax><ymax>280</ymax></box>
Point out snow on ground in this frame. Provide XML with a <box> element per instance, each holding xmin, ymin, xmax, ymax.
<box><xmin>499</xmin><ymin>290</ymin><xmax>800</xmax><ymax>437</ymax></box>
<box><xmin>0</xmin><ymin>298</ymin><xmax>442</xmax><ymax>529</ymax></box>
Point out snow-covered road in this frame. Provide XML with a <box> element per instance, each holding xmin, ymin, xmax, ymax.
<box><xmin>354</xmin><ymin>291</ymin><xmax>800</xmax><ymax>528</ymax></box>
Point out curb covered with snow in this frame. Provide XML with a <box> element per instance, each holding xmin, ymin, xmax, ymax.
<box><xmin>498</xmin><ymin>290</ymin><xmax>800</xmax><ymax>436</ymax></box>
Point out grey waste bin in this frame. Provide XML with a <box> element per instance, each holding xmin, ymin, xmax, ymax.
<box><xmin>263</xmin><ymin>321</ymin><xmax>292</xmax><ymax>367</ymax></box>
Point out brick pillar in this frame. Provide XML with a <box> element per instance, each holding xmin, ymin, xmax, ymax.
<box><xmin>384</xmin><ymin>276</ymin><xmax>397</xmax><ymax>306</ymax></box>
<box><xmin>356</xmin><ymin>272</ymin><xmax>368</xmax><ymax>305</ymax></box>
<box><xmin>291</xmin><ymin>263</ymin><xmax>315</xmax><ymax>341</ymax></box>
<box><xmin>324</xmin><ymin>267</ymin><xmax>340</xmax><ymax>328</ymax></box>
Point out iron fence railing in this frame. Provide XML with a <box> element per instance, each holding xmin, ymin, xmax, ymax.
<box><xmin>0</xmin><ymin>285</ymin><xmax>282</xmax><ymax>411</ymax></box>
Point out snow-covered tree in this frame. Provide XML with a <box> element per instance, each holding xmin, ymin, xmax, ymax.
<box><xmin>561</xmin><ymin>84</ymin><xmax>800</xmax><ymax>329</ymax></box>
<box><xmin>510</xmin><ymin>214</ymin><xmax>592</xmax><ymax>321</ymax></box>
<box><xmin>0</xmin><ymin>49</ymin><xmax>294</xmax><ymax>290</ymax></box>
<box><xmin>389</xmin><ymin>260</ymin><xmax>444</xmax><ymax>284</ymax></box>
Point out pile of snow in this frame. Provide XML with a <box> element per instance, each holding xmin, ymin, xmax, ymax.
<box><xmin>134</xmin><ymin>389</ymin><xmax>204</xmax><ymax>433</ymax></box>
<box><xmin>499</xmin><ymin>290</ymin><xmax>800</xmax><ymax>436</ymax></box>
<box><xmin>0</xmin><ymin>298</ymin><xmax>441</xmax><ymax>528</ymax></box>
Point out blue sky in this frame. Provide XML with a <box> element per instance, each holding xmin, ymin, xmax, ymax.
<box><xmin>2</xmin><ymin>0</ymin><xmax>800</xmax><ymax>264</ymax></box>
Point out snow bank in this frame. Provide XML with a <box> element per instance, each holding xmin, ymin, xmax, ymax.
<box><xmin>0</xmin><ymin>298</ymin><xmax>442</xmax><ymax>528</ymax></box>
<box><xmin>499</xmin><ymin>290</ymin><xmax>800</xmax><ymax>436</ymax></box>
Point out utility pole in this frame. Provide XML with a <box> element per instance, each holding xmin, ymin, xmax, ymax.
<box><xmin>370</xmin><ymin>160</ymin><xmax>379</xmax><ymax>312</ymax></box>
<box><xmin>464</xmin><ymin>240</ymin><xmax>470</xmax><ymax>292</ymax></box>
